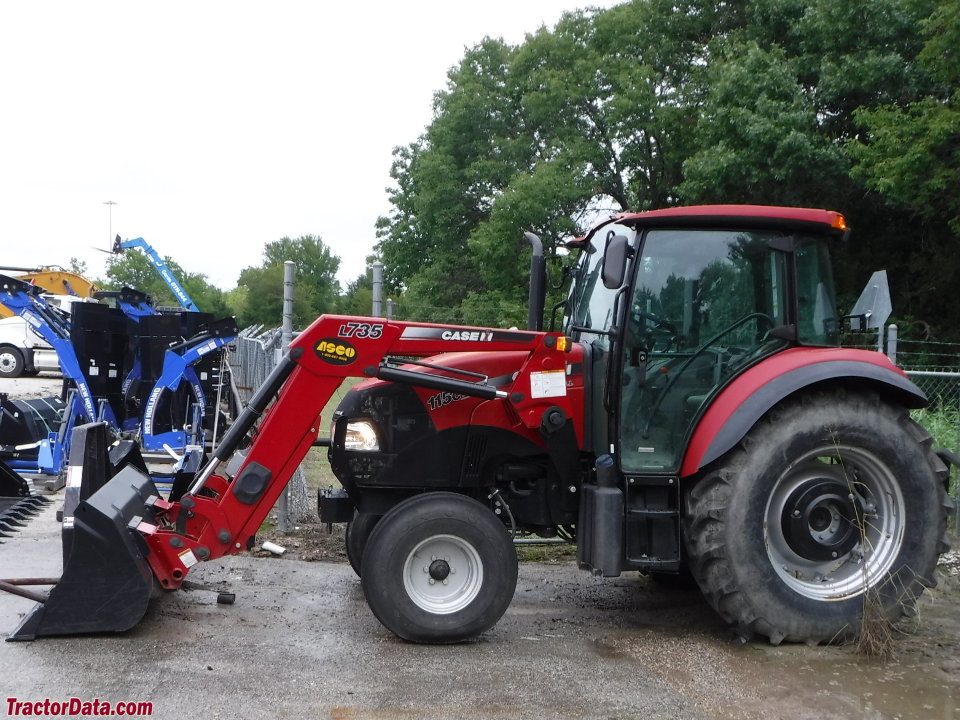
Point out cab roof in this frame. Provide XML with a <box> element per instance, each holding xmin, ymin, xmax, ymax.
<box><xmin>569</xmin><ymin>205</ymin><xmax>848</xmax><ymax>248</ymax></box>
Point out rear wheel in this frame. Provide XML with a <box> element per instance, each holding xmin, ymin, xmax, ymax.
<box><xmin>0</xmin><ymin>346</ymin><xmax>24</xmax><ymax>378</ymax></box>
<box><xmin>361</xmin><ymin>492</ymin><xmax>518</xmax><ymax>643</ymax></box>
<box><xmin>684</xmin><ymin>389</ymin><xmax>950</xmax><ymax>645</ymax></box>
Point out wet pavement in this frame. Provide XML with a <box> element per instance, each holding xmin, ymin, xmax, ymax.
<box><xmin>1</xmin><ymin>375</ymin><xmax>959</xmax><ymax>719</ymax></box>
<box><xmin>0</xmin><ymin>495</ymin><xmax>957</xmax><ymax>719</ymax></box>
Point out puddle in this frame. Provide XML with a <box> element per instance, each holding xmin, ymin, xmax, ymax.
<box><xmin>614</xmin><ymin>594</ymin><xmax>960</xmax><ymax>720</ymax></box>
<box><xmin>748</xmin><ymin>645</ymin><xmax>960</xmax><ymax>719</ymax></box>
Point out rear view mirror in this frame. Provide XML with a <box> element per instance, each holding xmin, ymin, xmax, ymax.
<box><xmin>602</xmin><ymin>232</ymin><xmax>630</xmax><ymax>289</ymax></box>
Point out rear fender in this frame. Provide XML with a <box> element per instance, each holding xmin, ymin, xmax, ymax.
<box><xmin>681</xmin><ymin>348</ymin><xmax>926</xmax><ymax>477</ymax></box>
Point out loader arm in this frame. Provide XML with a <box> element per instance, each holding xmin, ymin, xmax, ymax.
<box><xmin>115</xmin><ymin>237</ymin><xmax>200</xmax><ymax>312</ymax></box>
<box><xmin>60</xmin><ymin>316</ymin><xmax>575</xmax><ymax>590</ymax></box>
<box><xmin>140</xmin><ymin>316</ymin><xmax>571</xmax><ymax>590</ymax></box>
<box><xmin>0</xmin><ymin>275</ymin><xmax>105</xmax><ymax>425</ymax></box>
<box><xmin>7</xmin><ymin>314</ymin><xmax>573</xmax><ymax>639</ymax></box>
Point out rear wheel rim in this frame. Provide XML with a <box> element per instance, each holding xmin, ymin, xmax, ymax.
<box><xmin>765</xmin><ymin>445</ymin><xmax>904</xmax><ymax>600</ymax></box>
<box><xmin>402</xmin><ymin>534</ymin><xmax>484</xmax><ymax>614</ymax></box>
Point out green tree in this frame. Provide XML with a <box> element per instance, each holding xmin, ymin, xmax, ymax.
<box><xmin>234</xmin><ymin>235</ymin><xmax>341</xmax><ymax>328</ymax></box>
<box><xmin>679</xmin><ymin>42</ymin><xmax>849</xmax><ymax>206</ymax></box>
<box><xmin>378</xmin><ymin>0</ymin><xmax>956</xmax><ymax>335</ymax></box>
<box><xmin>847</xmin><ymin>0</ymin><xmax>960</xmax><ymax>334</ymax></box>
<box><xmin>339</xmin><ymin>254</ymin><xmax>377</xmax><ymax>317</ymax></box>
<box><xmin>378</xmin><ymin>0</ymin><xmax>723</xmax><ymax>326</ymax></box>
<box><xmin>852</xmin><ymin>0</ymin><xmax>960</xmax><ymax>234</ymax></box>
<box><xmin>235</xmin><ymin>263</ymin><xmax>316</xmax><ymax>328</ymax></box>
<box><xmin>103</xmin><ymin>250</ymin><xmax>162</xmax><ymax>296</ymax></box>
<box><xmin>262</xmin><ymin>235</ymin><xmax>341</xmax><ymax>317</ymax></box>
<box><xmin>68</xmin><ymin>257</ymin><xmax>88</xmax><ymax>276</ymax></box>
<box><xmin>102</xmin><ymin>251</ymin><xmax>230</xmax><ymax>316</ymax></box>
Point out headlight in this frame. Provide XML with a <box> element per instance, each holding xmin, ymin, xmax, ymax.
<box><xmin>344</xmin><ymin>420</ymin><xmax>380</xmax><ymax>451</ymax></box>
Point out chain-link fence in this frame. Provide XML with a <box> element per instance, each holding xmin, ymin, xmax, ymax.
<box><xmin>889</xmin><ymin>337</ymin><xmax>960</xmax><ymax>526</ymax></box>
<box><xmin>228</xmin><ymin>326</ymin><xmax>312</xmax><ymax>529</ymax></box>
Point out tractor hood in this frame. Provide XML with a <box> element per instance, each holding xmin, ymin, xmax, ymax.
<box><xmin>329</xmin><ymin>348</ymin><xmax>572</xmax><ymax>493</ymax></box>
<box><xmin>349</xmin><ymin>350</ymin><xmax>527</xmax><ymax>398</ymax></box>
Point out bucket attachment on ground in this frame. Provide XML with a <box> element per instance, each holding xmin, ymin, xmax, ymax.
<box><xmin>0</xmin><ymin>458</ymin><xmax>51</xmax><ymax>539</ymax></box>
<box><xmin>0</xmin><ymin>458</ymin><xmax>29</xmax><ymax>499</ymax></box>
<box><xmin>8</xmin><ymin>424</ymin><xmax>161</xmax><ymax>641</ymax></box>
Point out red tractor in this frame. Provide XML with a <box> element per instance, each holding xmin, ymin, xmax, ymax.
<box><xmin>7</xmin><ymin>205</ymin><xmax>951</xmax><ymax>646</ymax></box>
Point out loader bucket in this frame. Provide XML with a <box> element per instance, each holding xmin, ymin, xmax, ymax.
<box><xmin>0</xmin><ymin>458</ymin><xmax>30</xmax><ymax>498</ymax></box>
<box><xmin>8</xmin><ymin>465</ymin><xmax>159</xmax><ymax>641</ymax></box>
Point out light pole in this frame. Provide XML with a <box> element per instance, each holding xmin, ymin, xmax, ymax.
<box><xmin>103</xmin><ymin>200</ymin><xmax>117</xmax><ymax>244</ymax></box>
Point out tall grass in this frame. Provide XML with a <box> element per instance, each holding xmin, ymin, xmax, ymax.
<box><xmin>912</xmin><ymin>405</ymin><xmax>960</xmax><ymax>454</ymax></box>
<box><xmin>913</xmin><ymin>406</ymin><xmax>960</xmax><ymax>492</ymax></box>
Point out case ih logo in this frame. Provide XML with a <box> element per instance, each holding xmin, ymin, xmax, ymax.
<box><xmin>440</xmin><ymin>330</ymin><xmax>493</xmax><ymax>342</ymax></box>
<box><xmin>314</xmin><ymin>338</ymin><xmax>358</xmax><ymax>365</ymax></box>
<box><xmin>400</xmin><ymin>327</ymin><xmax>536</xmax><ymax>344</ymax></box>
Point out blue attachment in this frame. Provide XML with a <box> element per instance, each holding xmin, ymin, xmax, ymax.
<box><xmin>102</xmin><ymin>288</ymin><xmax>158</xmax><ymax>430</ymax></box>
<box><xmin>0</xmin><ymin>275</ymin><xmax>104</xmax><ymax>426</ymax></box>
<box><xmin>6</xmin><ymin>391</ymin><xmax>85</xmax><ymax>476</ymax></box>
<box><xmin>140</xmin><ymin>317</ymin><xmax>237</xmax><ymax>452</ymax></box>
<box><xmin>114</xmin><ymin>237</ymin><xmax>200</xmax><ymax>312</ymax></box>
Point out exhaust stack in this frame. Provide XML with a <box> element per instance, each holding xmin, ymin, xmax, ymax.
<box><xmin>524</xmin><ymin>232</ymin><xmax>546</xmax><ymax>332</ymax></box>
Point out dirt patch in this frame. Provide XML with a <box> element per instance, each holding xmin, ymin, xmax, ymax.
<box><xmin>256</xmin><ymin>517</ymin><xmax>350</xmax><ymax>563</ymax></box>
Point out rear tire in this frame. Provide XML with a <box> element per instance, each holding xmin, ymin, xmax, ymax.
<box><xmin>684</xmin><ymin>389</ymin><xmax>950</xmax><ymax>645</ymax></box>
<box><xmin>361</xmin><ymin>492</ymin><xmax>518</xmax><ymax>643</ymax></box>
<box><xmin>345</xmin><ymin>512</ymin><xmax>380</xmax><ymax>576</ymax></box>
<box><xmin>0</xmin><ymin>346</ymin><xmax>25</xmax><ymax>378</ymax></box>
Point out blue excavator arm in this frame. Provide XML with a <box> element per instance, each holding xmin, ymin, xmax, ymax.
<box><xmin>112</xmin><ymin>236</ymin><xmax>200</xmax><ymax>313</ymax></box>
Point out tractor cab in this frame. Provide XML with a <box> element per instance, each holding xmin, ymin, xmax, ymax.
<box><xmin>565</xmin><ymin>207</ymin><xmax>842</xmax><ymax>473</ymax></box>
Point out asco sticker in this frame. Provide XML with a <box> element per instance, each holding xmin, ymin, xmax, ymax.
<box><xmin>314</xmin><ymin>338</ymin><xmax>358</xmax><ymax>365</ymax></box>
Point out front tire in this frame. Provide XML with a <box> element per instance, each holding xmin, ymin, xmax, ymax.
<box><xmin>0</xmin><ymin>346</ymin><xmax>25</xmax><ymax>378</ymax></box>
<box><xmin>345</xmin><ymin>512</ymin><xmax>380</xmax><ymax>576</ymax></box>
<box><xmin>685</xmin><ymin>389</ymin><xmax>950</xmax><ymax>645</ymax></box>
<box><xmin>361</xmin><ymin>492</ymin><xmax>518</xmax><ymax>643</ymax></box>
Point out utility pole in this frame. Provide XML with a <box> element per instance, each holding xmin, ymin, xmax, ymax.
<box><xmin>103</xmin><ymin>200</ymin><xmax>117</xmax><ymax>244</ymax></box>
<box><xmin>278</xmin><ymin>260</ymin><xmax>295</xmax><ymax>533</ymax></box>
<box><xmin>372</xmin><ymin>261</ymin><xmax>384</xmax><ymax>317</ymax></box>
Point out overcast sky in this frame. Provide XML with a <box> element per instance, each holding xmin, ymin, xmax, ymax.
<box><xmin>0</xmin><ymin>1</ymin><xmax>616</xmax><ymax>295</ymax></box>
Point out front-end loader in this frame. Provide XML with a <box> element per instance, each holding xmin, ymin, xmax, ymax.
<box><xmin>4</xmin><ymin>205</ymin><xmax>951</xmax><ymax>646</ymax></box>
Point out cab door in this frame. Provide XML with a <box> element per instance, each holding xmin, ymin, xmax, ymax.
<box><xmin>618</xmin><ymin>228</ymin><xmax>791</xmax><ymax>474</ymax></box>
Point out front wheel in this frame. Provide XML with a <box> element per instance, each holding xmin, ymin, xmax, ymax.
<box><xmin>361</xmin><ymin>492</ymin><xmax>518</xmax><ymax>643</ymax></box>
<box><xmin>0</xmin><ymin>346</ymin><xmax>25</xmax><ymax>378</ymax></box>
<box><xmin>345</xmin><ymin>512</ymin><xmax>380</xmax><ymax>576</ymax></box>
<box><xmin>684</xmin><ymin>389</ymin><xmax>950</xmax><ymax>645</ymax></box>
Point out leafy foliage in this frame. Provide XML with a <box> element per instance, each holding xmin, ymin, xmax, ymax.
<box><xmin>234</xmin><ymin>235</ymin><xmax>340</xmax><ymax>328</ymax></box>
<box><xmin>338</xmin><ymin>254</ymin><xmax>377</xmax><ymax>318</ymax></box>
<box><xmin>852</xmin><ymin>0</ymin><xmax>960</xmax><ymax>235</ymax></box>
<box><xmin>375</xmin><ymin>0</ymin><xmax>960</xmax><ymax>338</ymax></box>
<box><xmin>103</xmin><ymin>250</ymin><xmax>230</xmax><ymax>316</ymax></box>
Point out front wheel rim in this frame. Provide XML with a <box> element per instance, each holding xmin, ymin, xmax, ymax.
<box><xmin>402</xmin><ymin>534</ymin><xmax>484</xmax><ymax>614</ymax></box>
<box><xmin>765</xmin><ymin>445</ymin><xmax>905</xmax><ymax>600</ymax></box>
<box><xmin>0</xmin><ymin>352</ymin><xmax>17</xmax><ymax>373</ymax></box>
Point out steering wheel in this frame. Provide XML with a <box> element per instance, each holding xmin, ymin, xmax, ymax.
<box><xmin>630</xmin><ymin>309</ymin><xmax>679</xmax><ymax>352</ymax></box>
<box><xmin>641</xmin><ymin>313</ymin><xmax>774</xmax><ymax>437</ymax></box>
